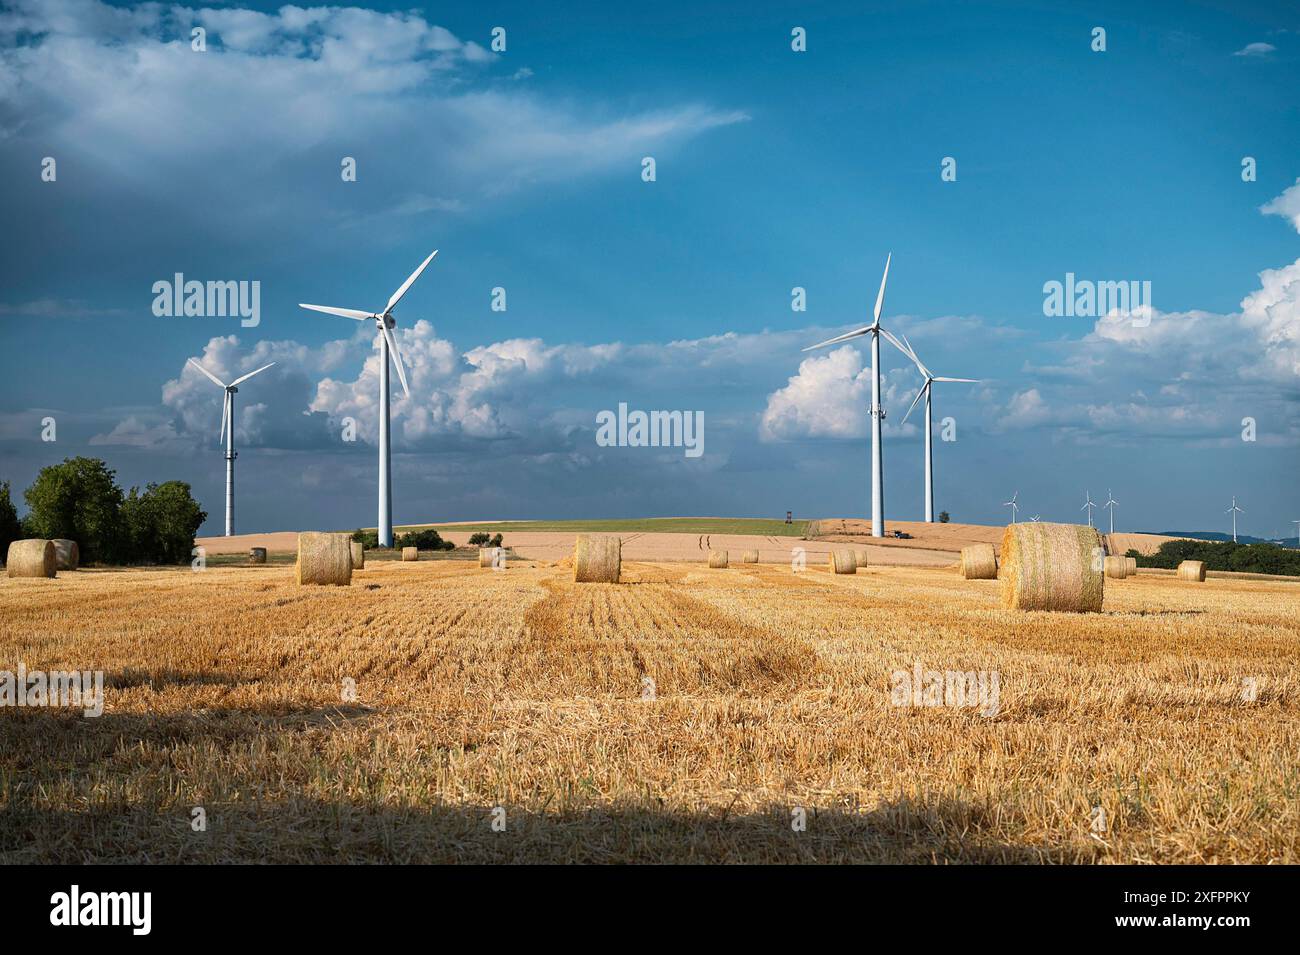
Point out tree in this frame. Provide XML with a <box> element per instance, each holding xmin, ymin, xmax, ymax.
<box><xmin>121</xmin><ymin>481</ymin><xmax>207</xmax><ymax>564</ymax></box>
<box><xmin>23</xmin><ymin>457</ymin><xmax>125</xmax><ymax>564</ymax></box>
<box><xmin>469</xmin><ymin>532</ymin><xmax>504</xmax><ymax>547</ymax></box>
<box><xmin>938</xmin><ymin>511</ymin><xmax>950</xmax><ymax>524</ymax></box>
<box><xmin>0</xmin><ymin>480</ymin><xmax>23</xmax><ymax>559</ymax></box>
<box><xmin>396</xmin><ymin>528</ymin><xmax>455</xmax><ymax>551</ymax></box>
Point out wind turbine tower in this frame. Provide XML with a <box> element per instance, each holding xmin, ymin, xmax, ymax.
<box><xmin>895</xmin><ymin>334</ymin><xmax>978</xmax><ymax>522</ymax></box>
<box><xmin>187</xmin><ymin>357</ymin><xmax>276</xmax><ymax>537</ymax></box>
<box><xmin>802</xmin><ymin>254</ymin><xmax>909</xmax><ymax>537</ymax></box>
<box><xmin>1227</xmin><ymin>497</ymin><xmax>1243</xmax><ymax>543</ymax></box>
<box><xmin>1104</xmin><ymin>490</ymin><xmax>1119</xmax><ymax>536</ymax></box>
<box><xmin>1081</xmin><ymin>490</ymin><xmax>1097</xmax><ymax>528</ymax></box>
<box><xmin>300</xmin><ymin>250</ymin><xmax>438</xmax><ymax>548</ymax></box>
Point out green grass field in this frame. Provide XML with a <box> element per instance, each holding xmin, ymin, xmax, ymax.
<box><xmin>395</xmin><ymin>518</ymin><xmax>810</xmax><ymax>537</ymax></box>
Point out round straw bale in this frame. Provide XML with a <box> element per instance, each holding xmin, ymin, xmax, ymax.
<box><xmin>6</xmin><ymin>539</ymin><xmax>56</xmax><ymax>578</ymax></box>
<box><xmin>350</xmin><ymin>542</ymin><xmax>364</xmax><ymax>569</ymax></box>
<box><xmin>295</xmin><ymin>532</ymin><xmax>352</xmax><ymax>586</ymax></box>
<box><xmin>829</xmin><ymin>549</ymin><xmax>857</xmax><ymax>574</ymax></box>
<box><xmin>401</xmin><ymin>546</ymin><xmax>419</xmax><ymax>562</ymax></box>
<box><xmin>248</xmin><ymin>547</ymin><xmax>267</xmax><ymax>564</ymax></box>
<box><xmin>708</xmin><ymin>550</ymin><xmax>729</xmax><ymax>569</ymax></box>
<box><xmin>999</xmin><ymin>522</ymin><xmax>1104</xmax><ymax>612</ymax></box>
<box><xmin>740</xmin><ymin>550</ymin><xmax>759</xmax><ymax>563</ymax></box>
<box><xmin>852</xmin><ymin>548</ymin><xmax>870</xmax><ymax>568</ymax></box>
<box><xmin>574</xmin><ymin>534</ymin><xmax>621</xmax><ymax>582</ymax></box>
<box><xmin>1103</xmin><ymin>555</ymin><xmax>1129</xmax><ymax>579</ymax></box>
<box><xmin>1125</xmin><ymin>556</ymin><xmax>1137</xmax><ymax>574</ymax></box>
<box><xmin>52</xmin><ymin>539</ymin><xmax>79</xmax><ymax>571</ymax></box>
<box><xmin>478</xmin><ymin>547</ymin><xmax>500</xmax><ymax>568</ymax></box>
<box><xmin>1176</xmin><ymin>559</ymin><xmax>1206</xmax><ymax>582</ymax></box>
<box><xmin>960</xmin><ymin>543</ymin><xmax>997</xmax><ymax>579</ymax></box>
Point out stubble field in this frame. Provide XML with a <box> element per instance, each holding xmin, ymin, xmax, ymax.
<box><xmin>1</xmin><ymin>557</ymin><xmax>1297</xmax><ymax>863</ymax></box>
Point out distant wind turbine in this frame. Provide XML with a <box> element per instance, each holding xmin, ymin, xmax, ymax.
<box><xmin>187</xmin><ymin>357</ymin><xmax>276</xmax><ymax>537</ymax></box>
<box><xmin>1104</xmin><ymin>490</ymin><xmax>1119</xmax><ymax>536</ymax></box>
<box><xmin>299</xmin><ymin>250</ymin><xmax>438</xmax><ymax>548</ymax></box>
<box><xmin>895</xmin><ymin>333</ymin><xmax>979</xmax><ymax>523</ymax></box>
<box><xmin>802</xmin><ymin>253</ymin><xmax>910</xmax><ymax>537</ymax></box>
<box><xmin>1226</xmin><ymin>496</ymin><xmax>1243</xmax><ymax>543</ymax></box>
<box><xmin>1003</xmin><ymin>490</ymin><xmax>1019</xmax><ymax>524</ymax></box>
<box><xmin>1081</xmin><ymin>490</ymin><xmax>1097</xmax><ymax>528</ymax></box>
<box><xmin>1030</xmin><ymin>514</ymin><xmax>1041</xmax><ymax>522</ymax></box>
<box><xmin>1291</xmin><ymin>519</ymin><xmax>1299</xmax><ymax>548</ymax></box>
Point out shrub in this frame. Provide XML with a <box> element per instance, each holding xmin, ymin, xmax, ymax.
<box><xmin>470</xmin><ymin>531</ymin><xmax>504</xmax><ymax>547</ymax></box>
<box><xmin>1143</xmin><ymin>539</ymin><xmax>1300</xmax><ymax>576</ymax></box>
<box><xmin>351</xmin><ymin>529</ymin><xmax>380</xmax><ymax>549</ymax></box>
<box><xmin>938</xmin><ymin>511</ymin><xmax>950</xmax><ymax>524</ymax></box>
<box><xmin>121</xmin><ymin>482</ymin><xmax>207</xmax><ymax>564</ymax></box>
<box><xmin>23</xmin><ymin>457</ymin><xmax>126</xmax><ymax>564</ymax></box>
<box><xmin>396</xmin><ymin>528</ymin><xmax>454</xmax><ymax>551</ymax></box>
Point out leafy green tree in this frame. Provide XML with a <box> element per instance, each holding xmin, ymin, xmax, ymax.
<box><xmin>121</xmin><ymin>481</ymin><xmax>207</xmax><ymax>564</ymax></box>
<box><xmin>0</xmin><ymin>480</ymin><xmax>23</xmax><ymax>559</ymax></box>
<box><xmin>396</xmin><ymin>528</ymin><xmax>455</xmax><ymax>551</ymax></box>
<box><xmin>23</xmin><ymin>457</ymin><xmax>125</xmax><ymax>564</ymax></box>
<box><xmin>351</xmin><ymin>528</ymin><xmax>380</xmax><ymax>549</ymax></box>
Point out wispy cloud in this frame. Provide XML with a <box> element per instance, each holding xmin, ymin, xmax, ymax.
<box><xmin>1232</xmin><ymin>41</ymin><xmax>1276</xmax><ymax>57</ymax></box>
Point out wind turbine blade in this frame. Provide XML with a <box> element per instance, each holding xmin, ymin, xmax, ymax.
<box><xmin>382</xmin><ymin>323</ymin><xmax>410</xmax><ymax>398</ymax></box>
<box><xmin>802</xmin><ymin>326</ymin><xmax>870</xmax><ymax>351</ymax></box>
<box><xmin>219</xmin><ymin>392</ymin><xmax>229</xmax><ymax>445</ymax></box>
<box><xmin>934</xmin><ymin>376</ymin><xmax>978</xmax><ymax>383</ymax></box>
<box><xmin>872</xmin><ymin>253</ymin><xmax>891</xmax><ymax>324</ymax></box>
<box><xmin>188</xmin><ymin>357</ymin><xmax>226</xmax><ymax>389</ymax></box>
<box><xmin>879</xmin><ymin>327</ymin><xmax>921</xmax><ymax>368</ymax></box>
<box><xmin>386</xmin><ymin>250</ymin><xmax>438</xmax><ymax>313</ymax></box>
<box><xmin>897</xmin><ymin>331</ymin><xmax>931</xmax><ymax>376</ymax></box>
<box><xmin>229</xmin><ymin>361</ymin><xmax>276</xmax><ymax>387</ymax></box>
<box><xmin>900</xmin><ymin>381</ymin><xmax>928</xmax><ymax>425</ymax></box>
<box><xmin>299</xmin><ymin>303</ymin><xmax>372</xmax><ymax>321</ymax></box>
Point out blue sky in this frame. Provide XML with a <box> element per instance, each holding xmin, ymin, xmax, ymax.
<box><xmin>1</xmin><ymin>0</ymin><xmax>1297</xmax><ymax>538</ymax></box>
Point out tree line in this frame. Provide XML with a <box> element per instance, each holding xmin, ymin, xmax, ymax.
<box><xmin>1130</xmin><ymin>538</ymin><xmax>1300</xmax><ymax>576</ymax></box>
<box><xmin>0</xmin><ymin>457</ymin><xmax>206</xmax><ymax>566</ymax></box>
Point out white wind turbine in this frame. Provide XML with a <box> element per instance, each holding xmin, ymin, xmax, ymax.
<box><xmin>802</xmin><ymin>253</ymin><xmax>909</xmax><ymax>537</ymax></box>
<box><xmin>1291</xmin><ymin>519</ymin><xmax>1299</xmax><ymax>548</ymax></box>
<box><xmin>1226</xmin><ymin>496</ymin><xmax>1243</xmax><ymax>543</ymax></box>
<box><xmin>894</xmin><ymin>333</ymin><xmax>978</xmax><ymax>523</ymax></box>
<box><xmin>1081</xmin><ymin>490</ymin><xmax>1097</xmax><ymax>528</ymax></box>
<box><xmin>187</xmin><ymin>357</ymin><xmax>276</xmax><ymax>537</ymax></box>
<box><xmin>299</xmin><ymin>250</ymin><xmax>438</xmax><ymax>548</ymax></box>
<box><xmin>1003</xmin><ymin>490</ymin><xmax>1019</xmax><ymax>524</ymax></box>
<box><xmin>1104</xmin><ymin>489</ymin><xmax>1119</xmax><ymax>535</ymax></box>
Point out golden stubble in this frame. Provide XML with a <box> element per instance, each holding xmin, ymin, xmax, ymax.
<box><xmin>0</xmin><ymin>559</ymin><xmax>1296</xmax><ymax>863</ymax></box>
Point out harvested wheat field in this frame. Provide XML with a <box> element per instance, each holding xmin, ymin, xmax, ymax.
<box><xmin>1</xmin><ymin>560</ymin><xmax>1297</xmax><ymax>864</ymax></box>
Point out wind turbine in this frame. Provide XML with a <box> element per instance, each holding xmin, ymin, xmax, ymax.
<box><xmin>299</xmin><ymin>250</ymin><xmax>437</xmax><ymax>548</ymax></box>
<box><xmin>1103</xmin><ymin>490</ymin><xmax>1119</xmax><ymax>535</ymax></box>
<box><xmin>802</xmin><ymin>253</ymin><xmax>909</xmax><ymax>537</ymax></box>
<box><xmin>1003</xmin><ymin>490</ymin><xmax>1019</xmax><ymax>524</ymax></box>
<box><xmin>1030</xmin><ymin>514</ymin><xmax>1041</xmax><ymax>522</ymax></box>
<box><xmin>895</xmin><ymin>333</ymin><xmax>978</xmax><ymax>522</ymax></box>
<box><xmin>187</xmin><ymin>357</ymin><xmax>276</xmax><ymax>537</ymax></box>
<box><xmin>1291</xmin><ymin>519</ymin><xmax>1299</xmax><ymax>548</ymax></box>
<box><xmin>1081</xmin><ymin>490</ymin><xmax>1097</xmax><ymax>528</ymax></box>
<box><xmin>1226</xmin><ymin>496</ymin><xmax>1243</xmax><ymax>543</ymax></box>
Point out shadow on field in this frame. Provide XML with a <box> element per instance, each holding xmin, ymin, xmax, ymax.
<box><xmin>0</xmin><ymin>702</ymin><xmax>376</xmax><ymax>774</ymax></box>
<box><xmin>105</xmin><ymin>668</ymin><xmax>263</xmax><ymax>691</ymax></box>
<box><xmin>0</xmin><ymin>795</ymin><xmax>1087</xmax><ymax>864</ymax></box>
